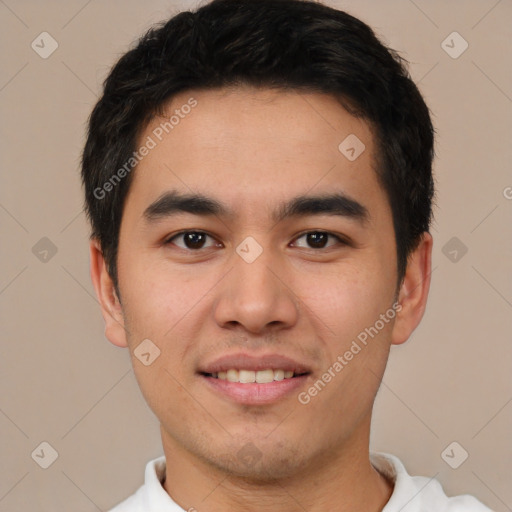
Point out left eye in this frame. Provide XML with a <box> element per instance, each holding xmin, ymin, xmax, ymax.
<box><xmin>165</xmin><ymin>230</ymin><xmax>344</xmax><ymax>251</ymax></box>
<box><xmin>292</xmin><ymin>231</ymin><xmax>344</xmax><ymax>250</ymax></box>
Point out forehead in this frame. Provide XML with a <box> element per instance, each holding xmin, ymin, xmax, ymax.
<box><xmin>124</xmin><ymin>86</ymin><xmax>386</xmax><ymax>223</ymax></box>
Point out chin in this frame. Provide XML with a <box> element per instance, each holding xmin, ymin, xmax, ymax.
<box><xmin>205</xmin><ymin>441</ymin><xmax>307</xmax><ymax>483</ymax></box>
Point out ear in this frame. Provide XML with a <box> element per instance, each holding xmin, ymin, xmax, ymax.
<box><xmin>89</xmin><ymin>239</ymin><xmax>128</xmax><ymax>348</ymax></box>
<box><xmin>391</xmin><ymin>232</ymin><xmax>433</xmax><ymax>345</ymax></box>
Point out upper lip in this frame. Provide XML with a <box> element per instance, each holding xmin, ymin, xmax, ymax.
<box><xmin>199</xmin><ymin>353</ymin><xmax>312</xmax><ymax>375</ymax></box>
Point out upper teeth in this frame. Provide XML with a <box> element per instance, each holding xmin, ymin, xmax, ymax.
<box><xmin>213</xmin><ymin>369</ymin><xmax>295</xmax><ymax>383</ymax></box>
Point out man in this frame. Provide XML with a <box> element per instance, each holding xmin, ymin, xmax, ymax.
<box><xmin>81</xmin><ymin>0</ymin><xmax>492</xmax><ymax>510</ymax></box>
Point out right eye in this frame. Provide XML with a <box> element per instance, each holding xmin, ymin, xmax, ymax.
<box><xmin>164</xmin><ymin>231</ymin><xmax>222</xmax><ymax>251</ymax></box>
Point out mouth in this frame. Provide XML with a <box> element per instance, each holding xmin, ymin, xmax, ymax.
<box><xmin>201</xmin><ymin>369</ymin><xmax>308</xmax><ymax>383</ymax></box>
<box><xmin>198</xmin><ymin>353</ymin><xmax>312</xmax><ymax>405</ymax></box>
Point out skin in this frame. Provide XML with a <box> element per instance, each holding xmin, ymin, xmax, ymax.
<box><xmin>90</xmin><ymin>86</ymin><xmax>432</xmax><ymax>512</ymax></box>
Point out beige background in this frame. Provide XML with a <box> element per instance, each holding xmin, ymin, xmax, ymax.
<box><xmin>1</xmin><ymin>0</ymin><xmax>511</xmax><ymax>510</ymax></box>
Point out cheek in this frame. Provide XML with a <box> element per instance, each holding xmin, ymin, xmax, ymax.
<box><xmin>119</xmin><ymin>257</ymin><xmax>204</xmax><ymax>340</ymax></box>
<box><xmin>117</xmin><ymin>260</ymin><xmax>203</xmax><ymax>417</ymax></box>
<box><xmin>296</xmin><ymin>267</ymin><xmax>395</xmax><ymax>429</ymax></box>
<box><xmin>300</xmin><ymin>262</ymin><xmax>392</xmax><ymax>345</ymax></box>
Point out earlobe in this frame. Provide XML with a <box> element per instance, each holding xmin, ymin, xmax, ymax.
<box><xmin>391</xmin><ymin>232</ymin><xmax>433</xmax><ymax>346</ymax></box>
<box><xmin>89</xmin><ymin>239</ymin><xmax>129</xmax><ymax>348</ymax></box>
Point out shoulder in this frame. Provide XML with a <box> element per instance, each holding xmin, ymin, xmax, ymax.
<box><xmin>107</xmin><ymin>455</ymin><xmax>171</xmax><ymax>512</ymax></box>
<box><xmin>108</xmin><ymin>486</ymin><xmax>145</xmax><ymax>512</ymax></box>
<box><xmin>371</xmin><ymin>452</ymin><xmax>493</xmax><ymax>512</ymax></box>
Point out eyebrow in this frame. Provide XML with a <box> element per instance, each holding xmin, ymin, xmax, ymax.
<box><xmin>142</xmin><ymin>189</ymin><xmax>369</xmax><ymax>225</ymax></box>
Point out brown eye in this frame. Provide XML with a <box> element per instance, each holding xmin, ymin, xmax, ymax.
<box><xmin>293</xmin><ymin>231</ymin><xmax>344</xmax><ymax>250</ymax></box>
<box><xmin>166</xmin><ymin>231</ymin><xmax>218</xmax><ymax>250</ymax></box>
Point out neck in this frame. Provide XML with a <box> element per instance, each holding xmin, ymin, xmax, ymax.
<box><xmin>161</xmin><ymin>420</ymin><xmax>393</xmax><ymax>512</ymax></box>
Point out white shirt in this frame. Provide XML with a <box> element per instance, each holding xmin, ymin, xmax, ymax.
<box><xmin>108</xmin><ymin>452</ymin><xmax>493</xmax><ymax>511</ymax></box>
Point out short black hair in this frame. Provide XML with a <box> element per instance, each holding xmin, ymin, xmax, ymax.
<box><xmin>81</xmin><ymin>0</ymin><xmax>435</xmax><ymax>296</ymax></box>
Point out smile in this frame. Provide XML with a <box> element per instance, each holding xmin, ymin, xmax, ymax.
<box><xmin>200</xmin><ymin>371</ymin><xmax>310</xmax><ymax>405</ymax></box>
<box><xmin>206</xmin><ymin>369</ymin><xmax>298</xmax><ymax>383</ymax></box>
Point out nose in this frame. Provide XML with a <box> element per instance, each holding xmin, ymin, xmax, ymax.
<box><xmin>213</xmin><ymin>242</ymin><xmax>299</xmax><ymax>335</ymax></box>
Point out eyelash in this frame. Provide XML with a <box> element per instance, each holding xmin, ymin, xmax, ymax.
<box><xmin>164</xmin><ymin>230</ymin><xmax>349</xmax><ymax>251</ymax></box>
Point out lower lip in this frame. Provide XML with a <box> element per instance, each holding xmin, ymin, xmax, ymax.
<box><xmin>201</xmin><ymin>374</ymin><xmax>309</xmax><ymax>405</ymax></box>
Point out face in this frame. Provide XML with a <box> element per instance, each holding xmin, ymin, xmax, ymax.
<box><xmin>92</xmin><ymin>86</ymin><xmax>430</xmax><ymax>480</ymax></box>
